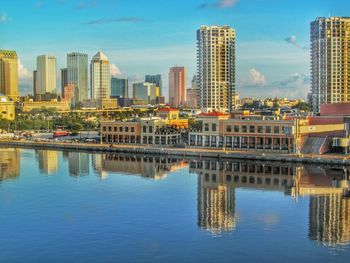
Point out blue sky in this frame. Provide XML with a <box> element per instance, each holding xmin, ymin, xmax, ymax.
<box><xmin>1</xmin><ymin>0</ymin><xmax>350</xmax><ymax>99</ymax></box>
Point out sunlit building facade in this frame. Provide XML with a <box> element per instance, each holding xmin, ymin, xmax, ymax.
<box><xmin>111</xmin><ymin>77</ymin><xmax>128</xmax><ymax>98</ymax></box>
<box><xmin>67</xmin><ymin>52</ymin><xmax>88</xmax><ymax>102</ymax></box>
<box><xmin>91</xmin><ymin>52</ymin><xmax>110</xmax><ymax>99</ymax></box>
<box><xmin>145</xmin><ymin>74</ymin><xmax>162</xmax><ymax>96</ymax></box>
<box><xmin>0</xmin><ymin>50</ymin><xmax>18</xmax><ymax>100</ymax></box>
<box><xmin>309</xmin><ymin>17</ymin><xmax>350</xmax><ymax>113</ymax></box>
<box><xmin>36</xmin><ymin>55</ymin><xmax>57</xmax><ymax>95</ymax></box>
<box><xmin>197</xmin><ymin>26</ymin><xmax>236</xmax><ymax>112</ymax></box>
<box><xmin>169</xmin><ymin>66</ymin><xmax>186</xmax><ymax>107</ymax></box>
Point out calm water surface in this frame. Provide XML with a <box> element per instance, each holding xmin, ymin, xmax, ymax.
<box><xmin>0</xmin><ymin>147</ymin><xmax>350</xmax><ymax>263</ymax></box>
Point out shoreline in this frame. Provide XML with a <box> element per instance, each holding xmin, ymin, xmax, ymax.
<box><xmin>0</xmin><ymin>140</ymin><xmax>349</xmax><ymax>166</ymax></box>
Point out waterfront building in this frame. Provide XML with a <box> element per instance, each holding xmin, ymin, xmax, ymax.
<box><xmin>132</xmin><ymin>82</ymin><xmax>158</xmax><ymax>105</ymax></box>
<box><xmin>61</xmin><ymin>68</ymin><xmax>67</xmax><ymax>96</ymax></box>
<box><xmin>21</xmin><ymin>99</ymin><xmax>71</xmax><ymax>112</ymax></box>
<box><xmin>0</xmin><ymin>96</ymin><xmax>15</xmax><ymax>120</ymax></box>
<box><xmin>91</xmin><ymin>52</ymin><xmax>110</xmax><ymax>99</ymax></box>
<box><xmin>36</xmin><ymin>55</ymin><xmax>57</xmax><ymax>96</ymax></box>
<box><xmin>186</xmin><ymin>75</ymin><xmax>199</xmax><ymax>108</ymax></box>
<box><xmin>0</xmin><ymin>50</ymin><xmax>18</xmax><ymax>100</ymax></box>
<box><xmin>111</xmin><ymin>77</ymin><xmax>128</xmax><ymax>98</ymax></box>
<box><xmin>197</xmin><ymin>26</ymin><xmax>236</xmax><ymax>112</ymax></box>
<box><xmin>67</xmin><ymin>52</ymin><xmax>88</xmax><ymax>102</ymax></box>
<box><xmin>309</xmin><ymin>17</ymin><xmax>350</xmax><ymax>113</ymax></box>
<box><xmin>145</xmin><ymin>74</ymin><xmax>162</xmax><ymax>96</ymax></box>
<box><xmin>169</xmin><ymin>66</ymin><xmax>186</xmax><ymax>107</ymax></box>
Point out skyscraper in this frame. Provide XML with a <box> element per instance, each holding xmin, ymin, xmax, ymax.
<box><xmin>186</xmin><ymin>75</ymin><xmax>199</xmax><ymax>108</ymax></box>
<box><xmin>132</xmin><ymin>82</ymin><xmax>157</xmax><ymax>104</ymax></box>
<box><xmin>145</xmin><ymin>74</ymin><xmax>162</xmax><ymax>96</ymax></box>
<box><xmin>169</xmin><ymin>66</ymin><xmax>186</xmax><ymax>107</ymax></box>
<box><xmin>0</xmin><ymin>50</ymin><xmax>18</xmax><ymax>100</ymax></box>
<box><xmin>309</xmin><ymin>17</ymin><xmax>350</xmax><ymax>113</ymax></box>
<box><xmin>36</xmin><ymin>55</ymin><xmax>57</xmax><ymax>95</ymax></box>
<box><xmin>67</xmin><ymin>52</ymin><xmax>88</xmax><ymax>102</ymax></box>
<box><xmin>111</xmin><ymin>77</ymin><xmax>128</xmax><ymax>98</ymax></box>
<box><xmin>197</xmin><ymin>26</ymin><xmax>236</xmax><ymax>112</ymax></box>
<box><xmin>91</xmin><ymin>52</ymin><xmax>110</xmax><ymax>99</ymax></box>
<box><xmin>33</xmin><ymin>70</ymin><xmax>38</xmax><ymax>98</ymax></box>
<box><xmin>61</xmin><ymin>68</ymin><xmax>67</xmax><ymax>96</ymax></box>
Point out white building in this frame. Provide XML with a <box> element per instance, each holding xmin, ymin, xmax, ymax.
<box><xmin>90</xmin><ymin>51</ymin><xmax>110</xmax><ymax>99</ymax></box>
<box><xmin>37</xmin><ymin>55</ymin><xmax>57</xmax><ymax>95</ymax></box>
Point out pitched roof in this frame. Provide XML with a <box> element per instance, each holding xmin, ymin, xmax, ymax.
<box><xmin>92</xmin><ymin>51</ymin><xmax>108</xmax><ymax>61</ymax></box>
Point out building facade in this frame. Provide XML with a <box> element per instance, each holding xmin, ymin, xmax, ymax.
<box><xmin>186</xmin><ymin>75</ymin><xmax>199</xmax><ymax>108</ymax></box>
<box><xmin>132</xmin><ymin>82</ymin><xmax>158</xmax><ymax>105</ymax></box>
<box><xmin>0</xmin><ymin>96</ymin><xmax>15</xmax><ymax>120</ymax></box>
<box><xmin>91</xmin><ymin>52</ymin><xmax>110</xmax><ymax>100</ymax></box>
<box><xmin>67</xmin><ymin>52</ymin><xmax>88</xmax><ymax>102</ymax></box>
<box><xmin>309</xmin><ymin>17</ymin><xmax>350</xmax><ymax>113</ymax></box>
<box><xmin>61</xmin><ymin>68</ymin><xmax>67</xmax><ymax>96</ymax></box>
<box><xmin>111</xmin><ymin>77</ymin><xmax>128</xmax><ymax>98</ymax></box>
<box><xmin>36</xmin><ymin>55</ymin><xmax>57</xmax><ymax>96</ymax></box>
<box><xmin>169</xmin><ymin>66</ymin><xmax>186</xmax><ymax>107</ymax></box>
<box><xmin>197</xmin><ymin>26</ymin><xmax>236</xmax><ymax>112</ymax></box>
<box><xmin>0</xmin><ymin>50</ymin><xmax>18</xmax><ymax>100</ymax></box>
<box><xmin>145</xmin><ymin>74</ymin><xmax>162</xmax><ymax>96</ymax></box>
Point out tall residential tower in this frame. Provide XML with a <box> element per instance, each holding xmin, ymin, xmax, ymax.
<box><xmin>90</xmin><ymin>52</ymin><xmax>110</xmax><ymax>99</ymax></box>
<box><xmin>309</xmin><ymin>17</ymin><xmax>350</xmax><ymax>113</ymax></box>
<box><xmin>197</xmin><ymin>26</ymin><xmax>236</xmax><ymax>112</ymax></box>
<box><xmin>0</xmin><ymin>50</ymin><xmax>18</xmax><ymax>100</ymax></box>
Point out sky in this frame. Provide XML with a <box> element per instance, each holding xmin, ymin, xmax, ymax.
<box><xmin>1</xmin><ymin>0</ymin><xmax>350</xmax><ymax>99</ymax></box>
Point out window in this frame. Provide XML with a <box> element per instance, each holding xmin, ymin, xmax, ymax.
<box><xmin>227</xmin><ymin>175</ymin><xmax>232</xmax><ymax>181</ymax></box>
<box><xmin>212</xmin><ymin>174</ymin><xmax>217</xmax><ymax>182</ymax></box>
<box><xmin>266</xmin><ymin>126</ymin><xmax>271</xmax><ymax>133</ymax></box>
<box><xmin>226</xmin><ymin>125</ymin><xmax>232</xmax><ymax>132</ymax></box>
<box><xmin>249</xmin><ymin>126</ymin><xmax>255</xmax><ymax>133</ymax></box>
<box><xmin>103</xmin><ymin>127</ymin><xmax>106</xmax><ymax>131</ymax></box>
<box><xmin>204</xmin><ymin>123</ymin><xmax>209</xmax><ymax>132</ymax></box>
<box><xmin>114</xmin><ymin>127</ymin><xmax>117</xmax><ymax>132</ymax></box>
<box><xmin>119</xmin><ymin>127</ymin><xmax>123</xmax><ymax>132</ymax></box>
<box><xmin>131</xmin><ymin>127</ymin><xmax>135</xmax><ymax>133</ymax></box>
<box><xmin>212</xmin><ymin>123</ymin><xmax>217</xmax><ymax>132</ymax></box>
<box><xmin>149</xmin><ymin>126</ymin><xmax>153</xmax><ymax>133</ymax></box>
<box><xmin>108</xmin><ymin>127</ymin><xmax>112</xmax><ymax>132</ymax></box>
<box><xmin>274</xmin><ymin>126</ymin><xmax>280</xmax><ymax>134</ymax></box>
<box><xmin>242</xmin><ymin>125</ymin><xmax>247</xmax><ymax>133</ymax></box>
<box><xmin>143</xmin><ymin>126</ymin><xmax>147</xmax><ymax>133</ymax></box>
<box><xmin>258</xmin><ymin>126</ymin><xmax>263</xmax><ymax>133</ymax></box>
<box><xmin>125</xmin><ymin>127</ymin><xmax>129</xmax><ymax>132</ymax></box>
<box><xmin>234</xmin><ymin>125</ymin><xmax>239</xmax><ymax>132</ymax></box>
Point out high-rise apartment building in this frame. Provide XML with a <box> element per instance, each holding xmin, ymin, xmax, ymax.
<box><xmin>309</xmin><ymin>17</ymin><xmax>350</xmax><ymax>113</ymax></box>
<box><xmin>91</xmin><ymin>52</ymin><xmax>110</xmax><ymax>99</ymax></box>
<box><xmin>67</xmin><ymin>52</ymin><xmax>88</xmax><ymax>102</ymax></box>
<box><xmin>197</xmin><ymin>26</ymin><xmax>236</xmax><ymax>112</ymax></box>
<box><xmin>169</xmin><ymin>66</ymin><xmax>186</xmax><ymax>107</ymax></box>
<box><xmin>0</xmin><ymin>50</ymin><xmax>18</xmax><ymax>100</ymax></box>
<box><xmin>111</xmin><ymin>77</ymin><xmax>128</xmax><ymax>98</ymax></box>
<box><xmin>145</xmin><ymin>74</ymin><xmax>162</xmax><ymax>96</ymax></box>
<box><xmin>61</xmin><ymin>68</ymin><xmax>67</xmax><ymax>96</ymax></box>
<box><xmin>36</xmin><ymin>55</ymin><xmax>57</xmax><ymax>95</ymax></box>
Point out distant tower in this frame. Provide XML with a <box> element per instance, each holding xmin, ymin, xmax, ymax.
<box><xmin>310</xmin><ymin>17</ymin><xmax>350</xmax><ymax>113</ymax></box>
<box><xmin>111</xmin><ymin>77</ymin><xmax>128</xmax><ymax>98</ymax></box>
<box><xmin>36</xmin><ymin>55</ymin><xmax>57</xmax><ymax>95</ymax></box>
<box><xmin>67</xmin><ymin>52</ymin><xmax>88</xmax><ymax>102</ymax></box>
<box><xmin>61</xmin><ymin>68</ymin><xmax>67</xmax><ymax>96</ymax></box>
<box><xmin>197</xmin><ymin>26</ymin><xmax>236</xmax><ymax>112</ymax></box>
<box><xmin>169</xmin><ymin>66</ymin><xmax>186</xmax><ymax>107</ymax></box>
<box><xmin>90</xmin><ymin>52</ymin><xmax>110</xmax><ymax>99</ymax></box>
<box><xmin>0</xmin><ymin>50</ymin><xmax>19</xmax><ymax>100</ymax></box>
<box><xmin>145</xmin><ymin>74</ymin><xmax>162</xmax><ymax>96</ymax></box>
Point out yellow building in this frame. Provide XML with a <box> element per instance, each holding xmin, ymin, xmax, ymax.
<box><xmin>21</xmin><ymin>99</ymin><xmax>71</xmax><ymax>112</ymax></box>
<box><xmin>0</xmin><ymin>50</ymin><xmax>18</xmax><ymax>100</ymax></box>
<box><xmin>0</xmin><ymin>96</ymin><xmax>15</xmax><ymax>120</ymax></box>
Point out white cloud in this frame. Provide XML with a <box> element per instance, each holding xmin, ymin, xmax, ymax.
<box><xmin>0</xmin><ymin>12</ymin><xmax>10</xmax><ymax>23</ymax></box>
<box><xmin>110</xmin><ymin>63</ymin><xmax>122</xmax><ymax>77</ymax></box>
<box><xmin>18</xmin><ymin>60</ymin><xmax>31</xmax><ymax>80</ymax></box>
<box><xmin>248</xmin><ymin>68</ymin><xmax>266</xmax><ymax>86</ymax></box>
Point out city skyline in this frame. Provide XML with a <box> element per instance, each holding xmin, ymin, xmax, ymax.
<box><xmin>2</xmin><ymin>0</ymin><xmax>350</xmax><ymax>99</ymax></box>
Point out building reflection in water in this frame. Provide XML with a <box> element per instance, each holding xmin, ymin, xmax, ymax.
<box><xmin>63</xmin><ymin>151</ymin><xmax>90</xmax><ymax>177</ymax></box>
<box><xmin>190</xmin><ymin>159</ymin><xmax>350</xmax><ymax>245</ymax></box>
<box><xmin>35</xmin><ymin>150</ymin><xmax>58</xmax><ymax>175</ymax></box>
<box><xmin>93</xmin><ymin>154</ymin><xmax>188</xmax><ymax>180</ymax></box>
<box><xmin>0</xmin><ymin>148</ymin><xmax>21</xmax><ymax>181</ymax></box>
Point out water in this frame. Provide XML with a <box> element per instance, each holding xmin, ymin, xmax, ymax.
<box><xmin>0</xmin><ymin>147</ymin><xmax>350</xmax><ymax>263</ymax></box>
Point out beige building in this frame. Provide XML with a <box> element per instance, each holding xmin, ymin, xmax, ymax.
<box><xmin>21</xmin><ymin>99</ymin><xmax>71</xmax><ymax>112</ymax></box>
<box><xmin>197</xmin><ymin>26</ymin><xmax>236</xmax><ymax>112</ymax></box>
<box><xmin>310</xmin><ymin>17</ymin><xmax>350</xmax><ymax>113</ymax></box>
<box><xmin>0</xmin><ymin>50</ymin><xmax>18</xmax><ymax>100</ymax></box>
<box><xmin>0</xmin><ymin>96</ymin><xmax>15</xmax><ymax>120</ymax></box>
<box><xmin>37</xmin><ymin>55</ymin><xmax>57</xmax><ymax>95</ymax></box>
<box><xmin>91</xmin><ymin>52</ymin><xmax>110</xmax><ymax>99</ymax></box>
